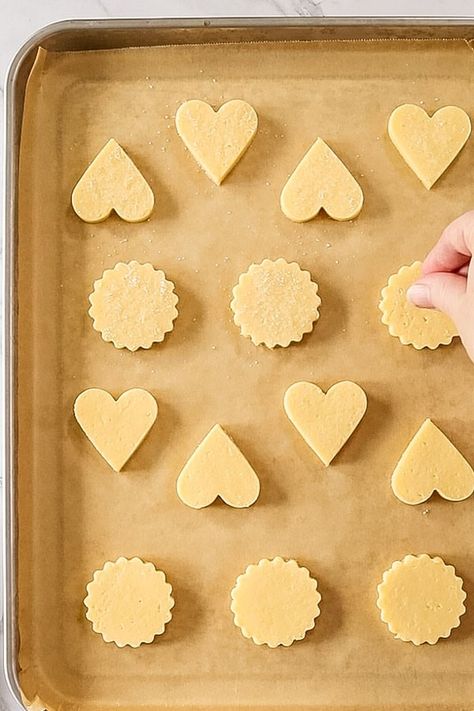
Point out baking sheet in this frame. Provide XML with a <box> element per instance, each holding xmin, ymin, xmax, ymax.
<box><xmin>16</xmin><ymin>36</ymin><xmax>474</xmax><ymax>710</ymax></box>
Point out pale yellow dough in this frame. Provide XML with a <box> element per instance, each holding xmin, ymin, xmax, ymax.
<box><xmin>231</xmin><ymin>258</ymin><xmax>321</xmax><ymax>348</ymax></box>
<box><xmin>89</xmin><ymin>261</ymin><xmax>179</xmax><ymax>351</ymax></box>
<box><xmin>388</xmin><ymin>104</ymin><xmax>471</xmax><ymax>189</ymax></box>
<box><xmin>377</xmin><ymin>554</ymin><xmax>466</xmax><ymax>645</ymax></box>
<box><xmin>231</xmin><ymin>557</ymin><xmax>321</xmax><ymax>648</ymax></box>
<box><xmin>175</xmin><ymin>99</ymin><xmax>258</xmax><ymax>185</ymax></box>
<box><xmin>74</xmin><ymin>388</ymin><xmax>158</xmax><ymax>472</ymax></box>
<box><xmin>84</xmin><ymin>557</ymin><xmax>174</xmax><ymax>647</ymax></box>
<box><xmin>391</xmin><ymin>418</ymin><xmax>474</xmax><ymax>505</ymax></box>
<box><xmin>72</xmin><ymin>138</ymin><xmax>154</xmax><ymax>222</ymax></box>
<box><xmin>379</xmin><ymin>261</ymin><xmax>458</xmax><ymax>349</ymax></box>
<box><xmin>284</xmin><ymin>381</ymin><xmax>367</xmax><ymax>466</ymax></box>
<box><xmin>177</xmin><ymin>424</ymin><xmax>260</xmax><ymax>509</ymax></box>
<box><xmin>280</xmin><ymin>137</ymin><xmax>363</xmax><ymax>222</ymax></box>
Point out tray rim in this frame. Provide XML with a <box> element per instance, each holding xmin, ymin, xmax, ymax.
<box><xmin>4</xmin><ymin>14</ymin><xmax>474</xmax><ymax>711</ymax></box>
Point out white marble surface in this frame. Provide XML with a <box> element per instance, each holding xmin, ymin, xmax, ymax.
<box><xmin>1</xmin><ymin>1</ymin><xmax>473</xmax><ymax>709</ymax></box>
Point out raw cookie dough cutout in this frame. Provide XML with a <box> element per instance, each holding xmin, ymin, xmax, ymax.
<box><xmin>388</xmin><ymin>104</ymin><xmax>471</xmax><ymax>189</ymax></box>
<box><xmin>379</xmin><ymin>261</ymin><xmax>458</xmax><ymax>349</ymax></box>
<box><xmin>74</xmin><ymin>388</ymin><xmax>158</xmax><ymax>472</ymax></box>
<box><xmin>284</xmin><ymin>381</ymin><xmax>367</xmax><ymax>466</ymax></box>
<box><xmin>391</xmin><ymin>418</ymin><xmax>474</xmax><ymax>505</ymax></box>
<box><xmin>175</xmin><ymin>99</ymin><xmax>258</xmax><ymax>185</ymax></box>
<box><xmin>280</xmin><ymin>138</ymin><xmax>363</xmax><ymax>222</ymax></box>
<box><xmin>89</xmin><ymin>261</ymin><xmax>178</xmax><ymax>351</ymax></box>
<box><xmin>231</xmin><ymin>258</ymin><xmax>321</xmax><ymax>348</ymax></box>
<box><xmin>231</xmin><ymin>557</ymin><xmax>321</xmax><ymax>647</ymax></box>
<box><xmin>177</xmin><ymin>424</ymin><xmax>260</xmax><ymax>509</ymax></box>
<box><xmin>84</xmin><ymin>557</ymin><xmax>174</xmax><ymax>647</ymax></box>
<box><xmin>377</xmin><ymin>554</ymin><xmax>466</xmax><ymax>645</ymax></box>
<box><xmin>72</xmin><ymin>138</ymin><xmax>154</xmax><ymax>222</ymax></box>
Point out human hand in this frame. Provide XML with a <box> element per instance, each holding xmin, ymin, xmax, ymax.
<box><xmin>407</xmin><ymin>210</ymin><xmax>474</xmax><ymax>362</ymax></box>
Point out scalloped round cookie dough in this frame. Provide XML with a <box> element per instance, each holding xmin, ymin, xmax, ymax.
<box><xmin>379</xmin><ymin>261</ymin><xmax>458</xmax><ymax>349</ymax></box>
<box><xmin>231</xmin><ymin>259</ymin><xmax>321</xmax><ymax>348</ymax></box>
<box><xmin>89</xmin><ymin>261</ymin><xmax>178</xmax><ymax>351</ymax></box>
<box><xmin>230</xmin><ymin>557</ymin><xmax>321</xmax><ymax>647</ymax></box>
<box><xmin>377</xmin><ymin>554</ymin><xmax>466</xmax><ymax>646</ymax></box>
<box><xmin>84</xmin><ymin>557</ymin><xmax>174</xmax><ymax>648</ymax></box>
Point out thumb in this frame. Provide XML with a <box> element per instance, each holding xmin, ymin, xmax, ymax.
<box><xmin>407</xmin><ymin>272</ymin><xmax>467</xmax><ymax>322</ymax></box>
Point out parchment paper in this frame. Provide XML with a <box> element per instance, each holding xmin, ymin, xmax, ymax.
<box><xmin>16</xmin><ymin>38</ymin><xmax>474</xmax><ymax>711</ymax></box>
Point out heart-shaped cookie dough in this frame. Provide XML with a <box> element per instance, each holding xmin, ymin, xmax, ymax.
<box><xmin>280</xmin><ymin>138</ymin><xmax>364</xmax><ymax>222</ymax></box>
<box><xmin>175</xmin><ymin>99</ymin><xmax>258</xmax><ymax>185</ymax></box>
<box><xmin>72</xmin><ymin>138</ymin><xmax>154</xmax><ymax>222</ymax></box>
<box><xmin>284</xmin><ymin>381</ymin><xmax>367</xmax><ymax>466</ymax></box>
<box><xmin>391</xmin><ymin>419</ymin><xmax>474</xmax><ymax>505</ymax></box>
<box><xmin>74</xmin><ymin>388</ymin><xmax>158</xmax><ymax>472</ymax></box>
<box><xmin>176</xmin><ymin>424</ymin><xmax>260</xmax><ymax>509</ymax></box>
<box><xmin>388</xmin><ymin>104</ymin><xmax>471</xmax><ymax>189</ymax></box>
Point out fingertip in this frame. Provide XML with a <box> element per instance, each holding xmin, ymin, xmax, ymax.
<box><xmin>412</xmin><ymin>272</ymin><xmax>467</xmax><ymax>321</ymax></box>
<box><xmin>407</xmin><ymin>283</ymin><xmax>432</xmax><ymax>308</ymax></box>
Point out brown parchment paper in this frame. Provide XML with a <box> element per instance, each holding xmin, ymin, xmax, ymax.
<box><xmin>16</xmin><ymin>38</ymin><xmax>474</xmax><ymax>711</ymax></box>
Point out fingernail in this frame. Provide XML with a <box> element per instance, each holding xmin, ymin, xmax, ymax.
<box><xmin>407</xmin><ymin>283</ymin><xmax>431</xmax><ymax>308</ymax></box>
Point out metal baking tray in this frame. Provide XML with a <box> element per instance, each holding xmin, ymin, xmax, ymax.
<box><xmin>4</xmin><ymin>16</ymin><xmax>474</xmax><ymax>711</ymax></box>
